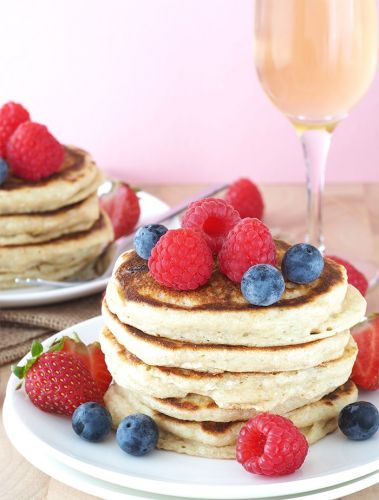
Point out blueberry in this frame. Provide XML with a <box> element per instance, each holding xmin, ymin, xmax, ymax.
<box><xmin>116</xmin><ymin>413</ymin><xmax>159</xmax><ymax>456</ymax></box>
<box><xmin>241</xmin><ymin>264</ymin><xmax>285</xmax><ymax>306</ymax></box>
<box><xmin>134</xmin><ymin>224</ymin><xmax>168</xmax><ymax>259</ymax></box>
<box><xmin>338</xmin><ymin>401</ymin><xmax>379</xmax><ymax>441</ymax></box>
<box><xmin>72</xmin><ymin>402</ymin><xmax>112</xmax><ymax>442</ymax></box>
<box><xmin>281</xmin><ymin>243</ymin><xmax>324</xmax><ymax>284</ymax></box>
<box><xmin>0</xmin><ymin>158</ymin><xmax>8</xmax><ymax>185</ymax></box>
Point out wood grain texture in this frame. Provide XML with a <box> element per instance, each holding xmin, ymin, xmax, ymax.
<box><xmin>1</xmin><ymin>183</ymin><xmax>378</xmax><ymax>500</ymax></box>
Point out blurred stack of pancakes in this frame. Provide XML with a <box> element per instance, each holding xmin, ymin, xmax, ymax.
<box><xmin>0</xmin><ymin>146</ymin><xmax>114</xmax><ymax>289</ymax></box>
<box><xmin>100</xmin><ymin>241</ymin><xmax>366</xmax><ymax>458</ymax></box>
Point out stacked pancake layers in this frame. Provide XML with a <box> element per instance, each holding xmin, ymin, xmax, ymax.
<box><xmin>101</xmin><ymin>241</ymin><xmax>367</xmax><ymax>459</ymax></box>
<box><xmin>0</xmin><ymin>146</ymin><xmax>114</xmax><ymax>289</ymax></box>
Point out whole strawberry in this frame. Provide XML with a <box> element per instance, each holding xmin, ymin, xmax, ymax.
<box><xmin>12</xmin><ymin>341</ymin><xmax>103</xmax><ymax>416</ymax></box>
<box><xmin>7</xmin><ymin>121</ymin><xmax>64</xmax><ymax>180</ymax></box>
<box><xmin>224</xmin><ymin>178</ymin><xmax>264</xmax><ymax>220</ymax></box>
<box><xmin>100</xmin><ymin>182</ymin><xmax>140</xmax><ymax>240</ymax></box>
<box><xmin>351</xmin><ymin>315</ymin><xmax>379</xmax><ymax>391</ymax></box>
<box><xmin>327</xmin><ymin>255</ymin><xmax>368</xmax><ymax>296</ymax></box>
<box><xmin>0</xmin><ymin>101</ymin><xmax>30</xmax><ymax>157</ymax></box>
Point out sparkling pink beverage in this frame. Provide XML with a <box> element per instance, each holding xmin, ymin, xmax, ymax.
<box><xmin>254</xmin><ymin>0</ymin><xmax>378</xmax><ymax>128</ymax></box>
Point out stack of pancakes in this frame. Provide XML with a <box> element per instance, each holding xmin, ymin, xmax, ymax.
<box><xmin>101</xmin><ymin>241</ymin><xmax>366</xmax><ymax>458</ymax></box>
<box><xmin>0</xmin><ymin>146</ymin><xmax>114</xmax><ymax>289</ymax></box>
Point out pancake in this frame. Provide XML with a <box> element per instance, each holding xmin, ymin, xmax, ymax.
<box><xmin>0</xmin><ymin>194</ymin><xmax>99</xmax><ymax>246</ymax></box>
<box><xmin>99</xmin><ymin>327</ymin><xmax>357</xmax><ymax>411</ymax></box>
<box><xmin>0</xmin><ymin>211</ymin><xmax>114</xmax><ymax>289</ymax></box>
<box><xmin>104</xmin><ymin>381</ymin><xmax>358</xmax><ymax>458</ymax></box>
<box><xmin>156</xmin><ymin>418</ymin><xmax>339</xmax><ymax>459</ymax></box>
<box><xmin>103</xmin><ymin>301</ymin><xmax>351</xmax><ymax>373</ymax></box>
<box><xmin>106</xmin><ymin>244</ymin><xmax>366</xmax><ymax>346</ymax></box>
<box><xmin>107</xmin><ymin>381</ymin><xmax>351</xmax><ymax>422</ymax></box>
<box><xmin>0</xmin><ymin>146</ymin><xmax>104</xmax><ymax>214</ymax></box>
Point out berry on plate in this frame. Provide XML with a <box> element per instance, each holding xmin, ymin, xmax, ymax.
<box><xmin>181</xmin><ymin>198</ymin><xmax>240</xmax><ymax>255</ymax></box>
<box><xmin>6</xmin><ymin>122</ymin><xmax>64</xmax><ymax>181</ymax></box>
<box><xmin>351</xmin><ymin>314</ymin><xmax>379</xmax><ymax>390</ymax></box>
<box><xmin>338</xmin><ymin>402</ymin><xmax>379</xmax><ymax>441</ymax></box>
<box><xmin>51</xmin><ymin>333</ymin><xmax>112</xmax><ymax>397</ymax></box>
<box><xmin>236</xmin><ymin>413</ymin><xmax>308</xmax><ymax>476</ymax></box>
<box><xmin>327</xmin><ymin>255</ymin><xmax>368</xmax><ymax>296</ymax></box>
<box><xmin>100</xmin><ymin>182</ymin><xmax>140</xmax><ymax>240</ymax></box>
<box><xmin>241</xmin><ymin>264</ymin><xmax>285</xmax><ymax>306</ymax></box>
<box><xmin>12</xmin><ymin>340</ymin><xmax>103</xmax><ymax>416</ymax></box>
<box><xmin>116</xmin><ymin>413</ymin><xmax>159</xmax><ymax>456</ymax></box>
<box><xmin>281</xmin><ymin>243</ymin><xmax>324</xmax><ymax>284</ymax></box>
<box><xmin>224</xmin><ymin>178</ymin><xmax>264</xmax><ymax>220</ymax></box>
<box><xmin>218</xmin><ymin>218</ymin><xmax>276</xmax><ymax>283</ymax></box>
<box><xmin>0</xmin><ymin>158</ymin><xmax>8</xmax><ymax>185</ymax></box>
<box><xmin>148</xmin><ymin>228</ymin><xmax>214</xmax><ymax>290</ymax></box>
<box><xmin>72</xmin><ymin>402</ymin><xmax>112</xmax><ymax>442</ymax></box>
<box><xmin>0</xmin><ymin>101</ymin><xmax>30</xmax><ymax>157</ymax></box>
<box><xmin>134</xmin><ymin>224</ymin><xmax>168</xmax><ymax>259</ymax></box>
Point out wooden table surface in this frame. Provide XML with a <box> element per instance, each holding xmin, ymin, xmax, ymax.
<box><xmin>1</xmin><ymin>183</ymin><xmax>379</xmax><ymax>500</ymax></box>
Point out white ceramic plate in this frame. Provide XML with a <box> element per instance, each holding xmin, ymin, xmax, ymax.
<box><xmin>0</xmin><ymin>192</ymin><xmax>173</xmax><ymax>308</ymax></box>
<box><xmin>3</xmin><ymin>406</ymin><xmax>379</xmax><ymax>500</ymax></box>
<box><xmin>3</xmin><ymin>317</ymin><xmax>379</xmax><ymax>499</ymax></box>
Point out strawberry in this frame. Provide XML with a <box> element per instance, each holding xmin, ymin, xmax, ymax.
<box><xmin>12</xmin><ymin>341</ymin><xmax>103</xmax><ymax>416</ymax></box>
<box><xmin>51</xmin><ymin>332</ymin><xmax>112</xmax><ymax>397</ymax></box>
<box><xmin>86</xmin><ymin>342</ymin><xmax>113</xmax><ymax>396</ymax></box>
<box><xmin>351</xmin><ymin>314</ymin><xmax>379</xmax><ymax>391</ymax></box>
<box><xmin>100</xmin><ymin>182</ymin><xmax>140</xmax><ymax>240</ymax></box>
<box><xmin>327</xmin><ymin>255</ymin><xmax>368</xmax><ymax>296</ymax></box>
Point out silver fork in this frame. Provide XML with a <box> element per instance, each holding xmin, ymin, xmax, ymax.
<box><xmin>14</xmin><ymin>182</ymin><xmax>229</xmax><ymax>289</ymax></box>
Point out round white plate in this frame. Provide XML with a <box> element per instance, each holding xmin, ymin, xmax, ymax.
<box><xmin>0</xmin><ymin>192</ymin><xmax>172</xmax><ymax>308</ymax></box>
<box><xmin>4</xmin><ymin>405</ymin><xmax>379</xmax><ymax>500</ymax></box>
<box><xmin>3</xmin><ymin>317</ymin><xmax>379</xmax><ymax>499</ymax></box>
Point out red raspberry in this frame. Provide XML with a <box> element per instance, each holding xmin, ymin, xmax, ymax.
<box><xmin>218</xmin><ymin>218</ymin><xmax>276</xmax><ymax>282</ymax></box>
<box><xmin>327</xmin><ymin>255</ymin><xmax>368</xmax><ymax>296</ymax></box>
<box><xmin>6</xmin><ymin>122</ymin><xmax>64</xmax><ymax>181</ymax></box>
<box><xmin>100</xmin><ymin>182</ymin><xmax>140</xmax><ymax>239</ymax></box>
<box><xmin>181</xmin><ymin>198</ymin><xmax>240</xmax><ymax>255</ymax></box>
<box><xmin>225</xmin><ymin>178</ymin><xmax>264</xmax><ymax>219</ymax></box>
<box><xmin>0</xmin><ymin>102</ymin><xmax>30</xmax><ymax>157</ymax></box>
<box><xmin>148</xmin><ymin>228</ymin><xmax>214</xmax><ymax>290</ymax></box>
<box><xmin>236</xmin><ymin>413</ymin><xmax>308</xmax><ymax>476</ymax></box>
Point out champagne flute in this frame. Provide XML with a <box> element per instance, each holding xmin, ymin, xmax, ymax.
<box><xmin>254</xmin><ymin>0</ymin><xmax>378</xmax><ymax>276</ymax></box>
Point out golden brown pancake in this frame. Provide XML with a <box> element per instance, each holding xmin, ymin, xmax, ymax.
<box><xmin>0</xmin><ymin>211</ymin><xmax>114</xmax><ymax>288</ymax></box>
<box><xmin>104</xmin><ymin>380</ymin><xmax>358</xmax><ymax>458</ymax></box>
<box><xmin>0</xmin><ymin>146</ymin><xmax>104</xmax><ymax>214</ymax></box>
<box><xmin>102</xmin><ymin>300</ymin><xmax>351</xmax><ymax>373</ymax></box>
<box><xmin>105</xmin><ymin>242</ymin><xmax>366</xmax><ymax>346</ymax></box>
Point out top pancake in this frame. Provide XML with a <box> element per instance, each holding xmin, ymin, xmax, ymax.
<box><xmin>106</xmin><ymin>241</ymin><xmax>366</xmax><ymax>346</ymax></box>
<box><xmin>0</xmin><ymin>146</ymin><xmax>104</xmax><ymax>214</ymax></box>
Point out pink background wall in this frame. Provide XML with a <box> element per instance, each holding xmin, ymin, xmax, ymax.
<box><xmin>0</xmin><ymin>0</ymin><xmax>378</xmax><ymax>184</ymax></box>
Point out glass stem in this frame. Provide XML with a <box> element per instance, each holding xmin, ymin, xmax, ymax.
<box><xmin>300</xmin><ymin>129</ymin><xmax>332</xmax><ymax>253</ymax></box>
